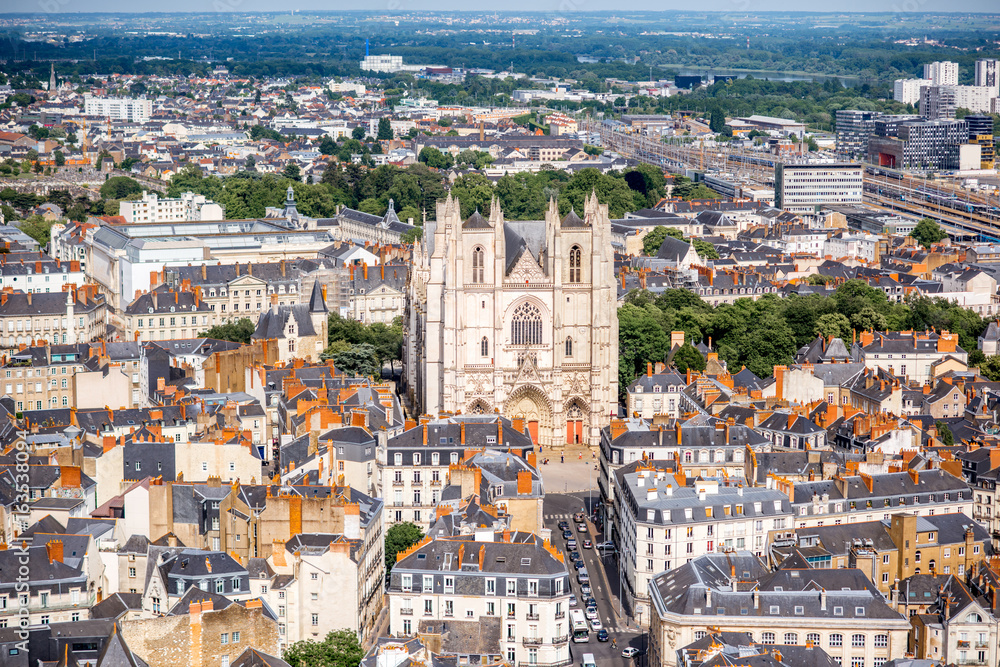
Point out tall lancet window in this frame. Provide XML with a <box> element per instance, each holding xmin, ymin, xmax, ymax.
<box><xmin>510</xmin><ymin>302</ymin><xmax>543</xmax><ymax>345</ymax></box>
<box><xmin>569</xmin><ymin>245</ymin><xmax>582</xmax><ymax>283</ymax></box>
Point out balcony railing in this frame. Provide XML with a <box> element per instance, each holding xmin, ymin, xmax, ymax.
<box><xmin>399</xmin><ymin>609</ymin><xmax>413</xmax><ymax>616</ymax></box>
<box><xmin>393</xmin><ymin>481</ymin><xmax>405</xmax><ymax>487</ymax></box>
<box><xmin>554</xmin><ymin>611</ymin><xmax>566</xmax><ymax>620</ymax></box>
<box><xmin>522</xmin><ymin>637</ymin><xmax>543</xmax><ymax>646</ymax></box>
<box><xmin>526</xmin><ymin>613</ymin><xmax>540</xmax><ymax>621</ymax></box>
<box><xmin>517</xmin><ymin>660</ymin><xmax>572</xmax><ymax>667</ymax></box>
<box><xmin>552</xmin><ymin>635</ymin><xmax>569</xmax><ymax>645</ymax></box>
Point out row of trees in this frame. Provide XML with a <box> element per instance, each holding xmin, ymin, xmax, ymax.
<box><xmin>166</xmin><ymin>162</ymin><xmax>669</xmax><ymax>224</ymax></box>
<box><xmin>619</xmin><ymin>280</ymin><xmax>988</xmax><ymax>395</ymax></box>
<box><xmin>323</xmin><ymin>314</ymin><xmax>404</xmax><ymax>379</ymax></box>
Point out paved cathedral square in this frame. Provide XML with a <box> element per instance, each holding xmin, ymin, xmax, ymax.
<box><xmin>405</xmin><ymin>192</ymin><xmax>619</xmax><ymax>448</ymax></box>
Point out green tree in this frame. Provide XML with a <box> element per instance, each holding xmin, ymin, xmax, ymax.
<box><xmin>377</xmin><ymin>117</ymin><xmax>393</xmax><ymax>141</ymax></box>
<box><xmin>418</xmin><ymin>146</ymin><xmax>453</xmax><ymax>169</ymax></box>
<box><xmin>385</xmin><ymin>522</ymin><xmax>424</xmax><ymax>573</ymax></box>
<box><xmin>673</xmin><ymin>343</ymin><xmax>706</xmax><ymax>374</ymax></box>
<box><xmin>368</xmin><ymin>318</ymin><xmax>404</xmax><ymax>375</ymax></box>
<box><xmin>53</xmin><ymin>151</ymin><xmax>65</xmax><ymax>167</ymax></box>
<box><xmin>245</xmin><ymin>155</ymin><xmax>256</xmax><ymax>171</ymax></box>
<box><xmin>642</xmin><ymin>226</ymin><xmax>671</xmax><ymax>256</ymax></box>
<box><xmin>979</xmin><ymin>355</ymin><xmax>1000</xmax><ymax>381</ymax></box>
<box><xmin>351</xmin><ymin>125</ymin><xmax>367</xmax><ymax>141</ymax></box>
<box><xmin>283</xmin><ymin>629</ymin><xmax>365</xmax><ymax>667</ymax></box>
<box><xmin>851</xmin><ymin>306</ymin><xmax>887</xmax><ymax>333</ymax></box>
<box><xmin>318</xmin><ymin>135</ymin><xmax>338</xmax><ymax>155</ymax></box>
<box><xmin>200</xmin><ymin>318</ymin><xmax>256</xmax><ymax>344</ymax></box>
<box><xmin>18</xmin><ymin>216</ymin><xmax>55</xmax><ymax>248</ymax></box>
<box><xmin>909</xmin><ymin>218</ymin><xmax>948</xmax><ymax>249</ymax></box>
<box><xmin>618</xmin><ymin>303</ymin><xmax>672</xmax><ymax>397</ymax></box>
<box><xmin>813</xmin><ymin>312</ymin><xmax>851</xmax><ymax>341</ymax></box>
<box><xmin>934</xmin><ymin>420</ymin><xmax>954</xmax><ymax>447</ymax></box>
<box><xmin>401</xmin><ymin>227</ymin><xmax>424</xmax><ymax>244</ymax></box>
<box><xmin>99</xmin><ymin>176</ymin><xmax>143</xmax><ymax>200</ymax></box>
<box><xmin>332</xmin><ymin>343</ymin><xmax>380</xmax><ymax>378</ymax></box>
<box><xmin>709</xmin><ymin>108</ymin><xmax>725</xmax><ymax>133</ymax></box>
<box><xmin>283</xmin><ymin>163</ymin><xmax>301</xmax><ymax>181</ymax></box>
<box><xmin>358</xmin><ymin>198</ymin><xmax>384</xmax><ymax>215</ymax></box>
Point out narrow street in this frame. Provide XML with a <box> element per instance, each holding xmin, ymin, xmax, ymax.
<box><xmin>542</xmin><ymin>493</ymin><xmax>648</xmax><ymax>667</ymax></box>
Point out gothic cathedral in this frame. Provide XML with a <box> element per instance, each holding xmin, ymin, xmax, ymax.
<box><xmin>404</xmin><ymin>192</ymin><xmax>619</xmax><ymax>448</ymax></box>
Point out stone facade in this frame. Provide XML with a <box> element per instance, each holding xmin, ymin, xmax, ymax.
<box><xmin>406</xmin><ymin>194</ymin><xmax>618</xmax><ymax>448</ymax></box>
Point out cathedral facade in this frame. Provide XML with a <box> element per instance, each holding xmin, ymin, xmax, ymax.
<box><xmin>404</xmin><ymin>193</ymin><xmax>618</xmax><ymax>448</ymax></box>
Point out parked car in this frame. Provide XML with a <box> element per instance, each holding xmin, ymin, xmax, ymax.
<box><xmin>584</xmin><ymin>596</ymin><xmax>597</xmax><ymax>608</ymax></box>
<box><xmin>596</xmin><ymin>541</ymin><xmax>616</xmax><ymax>552</ymax></box>
<box><xmin>581</xmin><ymin>583</ymin><xmax>592</xmax><ymax>596</ymax></box>
<box><xmin>597</xmin><ymin>629</ymin><xmax>609</xmax><ymax>642</ymax></box>
<box><xmin>582</xmin><ymin>540</ymin><xmax>593</xmax><ymax>549</ymax></box>
<box><xmin>622</xmin><ymin>648</ymin><xmax>644</xmax><ymax>659</ymax></box>
<box><xmin>562</xmin><ymin>530</ymin><xmax>573</xmax><ymax>539</ymax></box>
<box><xmin>569</xmin><ymin>594</ymin><xmax>578</xmax><ymax>607</ymax></box>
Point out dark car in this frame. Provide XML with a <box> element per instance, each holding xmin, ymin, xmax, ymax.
<box><xmin>574</xmin><ymin>559</ymin><xmax>585</xmax><ymax>570</ymax></box>
<box><xmin>569</xmin><ymin>550</ymin><xmax>580</xmax><ymax>561</ymax></box>
<box><xmin>597</xmin><ymin>629</ymin><xmax>610</xmax><ymax>642</ymax></box>
<box><xmin>585</xmin><ymin>596</ymin><xmax>597</xmax><ymax>608</ymax></box>
<box><xmin>558</xmin><ymin>521</ymin><xmax>570</xmax><ymax>530</ymax></box>
<box><xmin>562</xmin><ymin>529</ymin><xmax>573</xmax><ymax>539</ymax></box>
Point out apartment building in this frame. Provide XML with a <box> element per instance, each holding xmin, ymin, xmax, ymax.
<box><xmin>894</xmin><ymin>79</ymin><xmax>932</xmax><ymax>105</ymax></box>
<box><xmin>0</xmin><ymin>254</ymin><xmax>85</xmax><ymax>293</ymax></box>
<box><xmin>647</xmin><ymin>553</ymin><xmax>912</xmax><ymax>667</ymax></box>
<box><xmin>775</xmin><ymin>469</ymin><xmax>973</xmax><ymax>530</ymax></box>
<box><xmin>83</xmin><ymin>95</ymin><xmax>152</xmax><ymax>123</ymax></box>
<box><xmin>382</xmin><ymin>415</ymin><xmax>534</xmax><ymax>528</ymax></box>
<box><xmin>626</xmin><ymin>363</ymin><xmax>686</xmax><ymax>420</ymax></box>
<box><xmin>2</xmin><ymin>341</ymin><xmax>145</xmax><ymax>412</ymax></box>
<box><xmin>267</xmin><ymin>532</ymin><xmax>385</xmax><ymax>651</ymax></box>
<box><xmin>0</xmin><ymin>540</ymin><xmax>94</xmax><ymax>628</ymax></box>
<box><xmin>924</xmin><ymin>61</ymin><xmax>960</xmax><ymax>85</ymax></box>
<box><xmin>920</xmin><ymin>85</ymin><xmax>995</xmax><ymax>120</ymax></box>
<box><xmin>976</xmin><ymin>58</ymin><xmax>1000</xmax><ymax>96</ymax></box>
<box><xmin>347</xmin><ymin>263</ymin><xmax>407</xmax><ymax>324</ymax></box>
<box><xmin>774</xmin><ymin>163</ymin><xmax>863</xmax><ymax>213</ymax></box>
<box><xmin>770</xmin><ymin>513</ymin><xmax>989</xmax><ymax>596</ymax></box>
<box><xmin>124</xmin><ymin>283</ymin><xmax>213</xmax><ymax>342</ymax></box>
<box><xmin>119</xmin><ymin>191</ymin><xmax>224</xmax><ymax>224</ymax></box>
<box><xmin>853</xmin><ymin>329</ymin><xmax>967</xmax><ymax>384</ymax></box>
<box><xmin>388</xmin><ymin>534</ymin><xmax>572</xmax><ymax>667</ymax></box>
<box><xmin>908</xmin><ymin>566</ymin><xmax>1000</xmax><ymax>666</ymax></box>
<box><xmin>614</xmin><ymin>465</ymin><xmax>792</xmax><ymax>621</ymax></box>
<box><xmin>0</xmin><ymin>286</ymin><xmax>107</xmax><ymax>351</ymax></box>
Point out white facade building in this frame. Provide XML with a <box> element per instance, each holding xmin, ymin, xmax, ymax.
<box><xmin>775</xmin><ymin>163</ymin><xmax>863</xmax><ymax>213</ymax></box>
<box><xmin>119</xmin><ymin>191</ymin><xmax>224</xmax><ymax>224</ymax></box>
<box><xmin>894</xmin><ymin>79</ymin><xmax>932</xmax><ymax>105</ymax></box>
<box><xmin>976</xmin><ymin>59</ymin><xmax>1000</xmax><ymax>97</ymax></box>
<box><xmin>924</xmin><ymin>61</ymin><xmax>960</xmax><ymax>86</ymax></box>
<box><xmin>83</xmin><ymin>96</ymin><xmax>153</xmax><ymax>123</ymax></box>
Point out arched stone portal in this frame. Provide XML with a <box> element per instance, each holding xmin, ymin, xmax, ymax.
<box><xmin>503</xmin><ymin>385</ymin><xmax>552</xmax><ymax>447</ymax></box>
<box><xmin>564</xmin><ymin>399</ymin><xmax>590</xmax><ymax>445</ymax></box>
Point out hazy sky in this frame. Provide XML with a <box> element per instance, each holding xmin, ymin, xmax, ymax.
<box><xmin>6</xmin><ymin>0</ymin><xmax>1000</xmax><ymax>13</ymax></box>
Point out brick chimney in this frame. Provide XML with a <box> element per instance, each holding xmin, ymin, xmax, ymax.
<box><xmin>46</xmin><ymin>539</ymin><xmax>64</xmax><ymax>563</ymax></box>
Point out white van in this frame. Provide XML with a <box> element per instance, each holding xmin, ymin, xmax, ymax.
<box><xmin>577</xmin><ymin>567</ymin><xmax>590</xmax><ymax>584</ymax></box>
<box><xmin>581</xmin><ymin>653</ymin><xmax>597</xmax><ymax>667</ymax></box>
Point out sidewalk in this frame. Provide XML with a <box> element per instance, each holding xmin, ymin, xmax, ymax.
<box><xmin>537</xmin><ymin>443</ymin><xmax>599</xmax><ymax>493</ymax></box>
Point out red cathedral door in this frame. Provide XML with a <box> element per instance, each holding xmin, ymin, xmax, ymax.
<box><xmin>528</xmin><ymin>420</ymin><xmax>539</xmax><ymax>444</ymax></box>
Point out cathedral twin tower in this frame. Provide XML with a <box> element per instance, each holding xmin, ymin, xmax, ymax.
<box><xmin>405</xmin><ymin>192</ymin><xmax>619</xmax><ymax>448</ymax></box>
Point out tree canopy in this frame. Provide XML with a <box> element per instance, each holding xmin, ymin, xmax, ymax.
<box><xmin>99</xmin><ymin>176</ymin><xmax>144</xmax><ymax>200</ymax></box>
<box><xmin>199</xmin><ymin>318</ymin><xmax>256</xmax><ymax>344</ymax></box>
<box><xmin>283</xmin><ymin>629</ymin><xmax>365</xmax><ymax>667</ymax></box>
<box><xmin>385</xmin><ymin>522</ymin><xmax>424</xmax><ymax>573</ymax></box>
<box><xmin>909</xmin><ymin>218</ymin><xmax>948</xmax><ymax>249</ymax></box>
